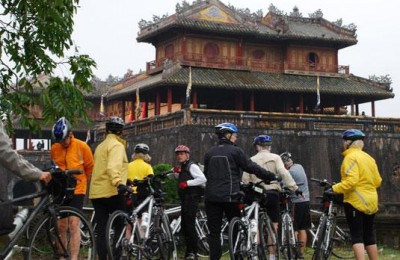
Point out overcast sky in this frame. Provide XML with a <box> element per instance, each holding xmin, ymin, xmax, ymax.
<box><xmin>71</xmin><ymin>0</ymin><xmax>400</xmax><ymax>118</ymax></box>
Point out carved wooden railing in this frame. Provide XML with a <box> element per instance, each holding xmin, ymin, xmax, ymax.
<box><xmin>145</xmin><ymin>52</ymin><xmax>349</xmax><ymax>75</ymax></box>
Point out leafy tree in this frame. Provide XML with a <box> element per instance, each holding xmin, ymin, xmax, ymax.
<box><xmin>0</xmin><ymin>0</ymin><xmax>96</xmax><ymax>133</ymax></box>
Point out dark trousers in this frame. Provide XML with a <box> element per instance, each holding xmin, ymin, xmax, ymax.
<box><xmin>181</xmin><ymin>193</ymin><xmax>201</xmax><ymax>255</ymax></box>
<box><xmin>344</xmin><ymin>203</ymin><xmax>376</xmax><ymax>246</ymax></box>
<box><xmin>91</xmin><ymin>195</ymin><xmax>126</xmax><ymax>260</ymax></box>
<box><xmin>205</xmin><ymin>201</ymin><xmax>240</xmax><ymax>260</ymax></box>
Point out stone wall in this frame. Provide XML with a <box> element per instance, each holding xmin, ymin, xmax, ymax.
<box><xmin>123</xmin><ymin>124</ymin><xmax>400</xmax><ymax>210</ymax></box>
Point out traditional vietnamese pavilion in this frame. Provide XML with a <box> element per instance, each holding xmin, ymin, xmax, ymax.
<box><xmin>103</xmin><ymin>0</ymin><xmax>393</xmax><ymax>120</ymax></box>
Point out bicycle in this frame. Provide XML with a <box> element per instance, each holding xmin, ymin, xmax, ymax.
<box><xmin>279</xmin><ymin>187</ymin><xmax>300</xmax><ymax>260</ymax></box>
<box><xmin>0</xmin><ymin>167</ymin><xmax>96</xmax><ymax>259</ymax></box>
<box><xmin>105</xmin><ymin>173</ymin><xmax>178</xmax><ymax>260</ymax></box>
<box><xmin>228</xmin><ymin>181</ymin><xmax>271</xmax><ymax>260</ymax></box>
<box><xmin>310</xmin><ymin>178</ymin><xmax>353</xmax><ymax>260</ymax></box>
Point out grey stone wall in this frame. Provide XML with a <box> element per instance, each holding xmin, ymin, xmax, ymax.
<box><xmin>123</xmin><ymin>125</ymin><xmax>400</xmax><ymax>208</ymax></box>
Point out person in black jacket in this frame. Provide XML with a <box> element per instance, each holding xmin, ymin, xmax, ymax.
<box><xmin>173</xmin><ymin>145</ymin><xmax>206</xmax><ymax>260</ymax></box>
<box><xmin>204</xmin><ymin>122</ymin><xmax>277</xmax><ymax>260</ymax></box>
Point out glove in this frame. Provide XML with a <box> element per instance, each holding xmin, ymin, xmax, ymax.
<box><xmin>263</xmin><ymin>172</ymin><xmax>280</xmax><ymax>183</ymax></box>
<box><xmin>173</xmin><ymin>166</ymin><xmax>181</xmax><ymax>173</ymax></box>
<box><xmin>295</xmin><ymin>189</ymin><xmax>303</xmax><ymax>196</ymax></box>
<box><xmin>117</xmin><ymin>184</ymin><xmax>128</xmax><ymax>195</ymax></box>
<box><xmin>179</xmin><ymin>181</ymin><xmax>188</xmax><ymax>189</ymax></box>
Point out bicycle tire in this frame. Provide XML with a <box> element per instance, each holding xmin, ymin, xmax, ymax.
<box><xmin>157</xmin><ymin>214</ymin><xmax>177</xmax><ymax>260</ymax></box>
<box><xmin>331</xmin><ymin>226</ymin><xmax>354</xmax><ymax>259</ymax></box>
<box><xmin>106</xmin><ymin>210</ymin><xmax>138</xmax><ymax>260</ymax></box>
<box><xmin>259</xmin><ymin>214</ymin><xmax>280</xmax><ymax>260</ymax></box>
<box><xmin>281</xmin><ymin>214</ymin><xmax>297</xmax><ymax>260</ymax></box>
<box><xmin>28</xmin><ymin>206</ymin><xmax>96</xmax><ymax>260</ymax></box>
<box><xmin>258</xmin><ymin>214</ymin><xmax>269</xmax><ymax>260</ymax></box>
<box><xmin>312</xmin><ymin>216</ymin><xmax>327</xmax><ymax>260</ymax></box>
<box><xmin>228</xmin><ymin>217</ymin><xmax>248</xmax><ymax>260</ymax></box>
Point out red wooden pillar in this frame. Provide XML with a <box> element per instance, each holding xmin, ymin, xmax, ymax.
<box><xmin>299</xmin><ymin>94</ymin><xmax>304</xmax><ymax>113</ymax></box>
<box><xmin>235</xmin><ymin>90</ymin><xmax>243</xmax><ymax>111</ymax></box>
<box><xmin>167</xmin><ymin>87</ymin><xmax>172</xmax><ymax>112</ymax></box>
<box><xmin>371</xmin><ymin>101</ymin><xmax>375</xmax><ymax>117</ymax></box>
<box><xmin>236</xmin><ymin>39</ymin><xmax>243</xmax><ymax>66</ymax></box>
<box><xmin>143</xmin><ymin>102</ymin><xmax>148</xmax><ymax>118</ymax></box>
<box><xmin>130</xmin><ymin>100</ymin><xmax>135</xmax><ymax>121</ymax></box>
<box><xmin>121</xmin><ymin>101</ymin><xmax>126</xmax><ymax>121</ymax></box>
<box><xmin>334</xmin><ymin>105</ymin><xmax>340</xmax><ymax>115</ymax></box>
<box><xmin>250</xmin><ymin>91</ymin><xmax>255</xmax><ymax>111</ymax></box>
<box><xmin>155</xmin><ymin>91</ymin><xmax>161</xmax><ymax>115</ymax></box>
<box><xmin>181</xmin><ymin>34</ymin><xmax>187</xmax><ymax>58</ymax></box>
<box><xmin>192</xmin><ymin>89</ymin><xmax>198</xmax><ymax>108</ymax></box>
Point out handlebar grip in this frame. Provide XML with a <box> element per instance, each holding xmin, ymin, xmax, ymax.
<box><xmin>310</xmin><ymin>178</ymin><xmax>320</xmax><ymax>182</ymax></box>
<box><xmin>65</xmin><ymin>169</ymin><xmax>83</xmax><ymax>175</ymax></box>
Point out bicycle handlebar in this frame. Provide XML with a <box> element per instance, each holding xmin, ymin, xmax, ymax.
<box><xmin>310</xmin><ymin>177</ymin><xmax>333</xmax><ymax>187</ymax></box>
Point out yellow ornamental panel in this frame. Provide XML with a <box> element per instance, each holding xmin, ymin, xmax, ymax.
<box><xmin>198</xmin><ymin>6</ymin><xmax>236</xmax><ymax>23</ymax></box>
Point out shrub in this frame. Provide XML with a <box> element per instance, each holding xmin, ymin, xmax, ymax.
<box><xmin>153</xmin><ymin>163</ymin><xmax>179</xmax><ymax>204</ymax></box>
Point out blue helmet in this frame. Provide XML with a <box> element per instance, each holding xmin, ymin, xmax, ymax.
<box><xmin>52</xmin><ymin>117</ymin><xmax>71</xmax><ymax>141</ymax></box>
<box><xmin>342</xmin><ymin>129</ymin><xmax>365</xmax><ymax>141</ymax></box>
<box><xmin>215</xmin><ymin>122</ymin><xmax>238</xmax><ymax>134</ymax></box>
<box><xmin>253</xmin><ymin>135</ymin><xmax>272</xmax><ymax>146</ymax></box>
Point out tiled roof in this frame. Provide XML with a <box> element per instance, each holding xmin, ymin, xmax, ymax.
<box><xmin>137</xmin><ymin>0</ymin><xmax>357</xmax><ymax>47</ymax></box>
<box><xmin>162</xmin><ymin>67</ymin><xmax>392</xmax><ymax>99</ymax></box>
<box><xmin>107</xmin><ymin>67</ymin><xmax>393</xmax><ymax>105</ymax></box>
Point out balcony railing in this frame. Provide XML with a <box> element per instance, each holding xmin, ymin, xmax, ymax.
<box><xmin>146</xmin><ymin>52</ymin><xmax>349</xmax><ymax>75</ymax></box>
<box><xmin>95</xmin><ymin>108</ymin><xmax>400</xmax><ymax>143</ymax></box>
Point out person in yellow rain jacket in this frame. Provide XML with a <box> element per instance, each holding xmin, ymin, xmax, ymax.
<box><xmin>89</xmin><ymin>116</ymin><xmax>128</xmax><ymax>260</ymax></box>
<box><xmin>329</xmin><ymin>129</ymin><xmax>382</xmax><ymax>260</ymax></box>
<box><xmin>51</xmin><ymin>117</ymin><xmax>94</xmax><ymax>260</ymax></box>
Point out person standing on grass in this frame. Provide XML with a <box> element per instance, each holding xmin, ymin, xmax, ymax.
<box><xmin>51</xmin><ymin>117</ymin><xmax>94</xmax><ymax>260</ymax></box>
<box><xmin>281</xmin><ymin>151</ymin><xmax>311</xmax><ymax>259</ymax></box>
<box><xmin>89</xmin><ymin>116</ymin><xmax>129</xmax><ymax>260</ymax></box>
<box><xmin>204</xmin><ymin>123</ymin><xmax>277</xmax><ymax>260</ymax></box>
<box><xmin>173</xmin><ymin>145</ymin><xmax>206</xmax><ymax>260</ymax></box>
<box><xmin>328</xmin><ymin>129</ymin><xmax>382</xmax><ymax>260</ymax></box>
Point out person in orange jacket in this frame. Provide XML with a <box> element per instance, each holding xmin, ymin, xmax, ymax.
<box><xmin>51</xmin><ymin>117</ymin><xmax>94</xmax><ymax>260</ymax></box>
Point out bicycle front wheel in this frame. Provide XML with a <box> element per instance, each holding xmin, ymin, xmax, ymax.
<box><xmin>106</xmin><ymin>210</ymin><xmax>138</xmax><ymax>260</ymax></box>
<box><xmin>28</xmin><ymin>206</ymin><xmax>96</xmax><ymax>260</ymax></box>
<box><xmin>259</xmin><ymin>213</ymin><xmax>279</xmax><ymax>260</ymax></box>
<box><xmin>228</xmin><ymin>217</ymin><xmax>248</xmax><ymax>260</ymax></box>
<box><xmin>312</xmin><ymin>216</ymin><xmax>327</xmax><ymax>260</ymax></box>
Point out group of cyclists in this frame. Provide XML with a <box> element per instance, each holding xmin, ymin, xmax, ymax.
<box><xmin>0</xmin><ymin>114</ymin><xmax>382</xmax><ymax>260</ymax></box>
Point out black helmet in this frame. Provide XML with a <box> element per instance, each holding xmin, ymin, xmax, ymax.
<box><xmin>106</xmin><ymin>116</ymin><xmax>125</xmax><ymax>134</ymax></box>
<box><xmin>52</xmin><ymin>117</ymin><xmax>72</xmax><ymax>141</ymax></box>
<box><xmin>134</xmin><ymin>143</ymin><xmax>150</xmax><ymax>154</ymax></box>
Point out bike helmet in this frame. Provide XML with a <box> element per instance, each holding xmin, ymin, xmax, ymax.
<box><xmin>215</xmin><ymin>122</ymin><xmax>238</xmax><ymax>134</ymax></box>
<box><xmin>52</xmin><ymin>117</ymin><xmax>72</xmax><ymax>141</ymax></box>
<box><xmin>280</xmin><ymin>152</ymin><xmax>292</xmax><ymax>163</ymax></box>
<box><xmin>253</xmin><ymin>135</ymin><xmax>272</xmax><ymax>146</ymax></box>
<box><xmin>342</xmin><ymin>129</ymin><xmax>365</xmax><ymax>141</ymax></box>
<box><xmin>106</xmin><ymin>116</ymin><xmax>125</xmax><ymax>133</ymax></box>
<box><xmin>134</xmin><ymin>143</ymin><xmax>150</xmax><ymax>154</ymax></box>
<box><xmin>175</xmin><ymin>145</ymin><xmax>190</xmax><ymax>153</ymax></box>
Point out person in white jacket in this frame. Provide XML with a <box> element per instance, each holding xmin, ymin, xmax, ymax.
<box><xmin>243</xmin><ymin>134</ymin><xmax>299</xmax><ymax>260</ymax></box>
